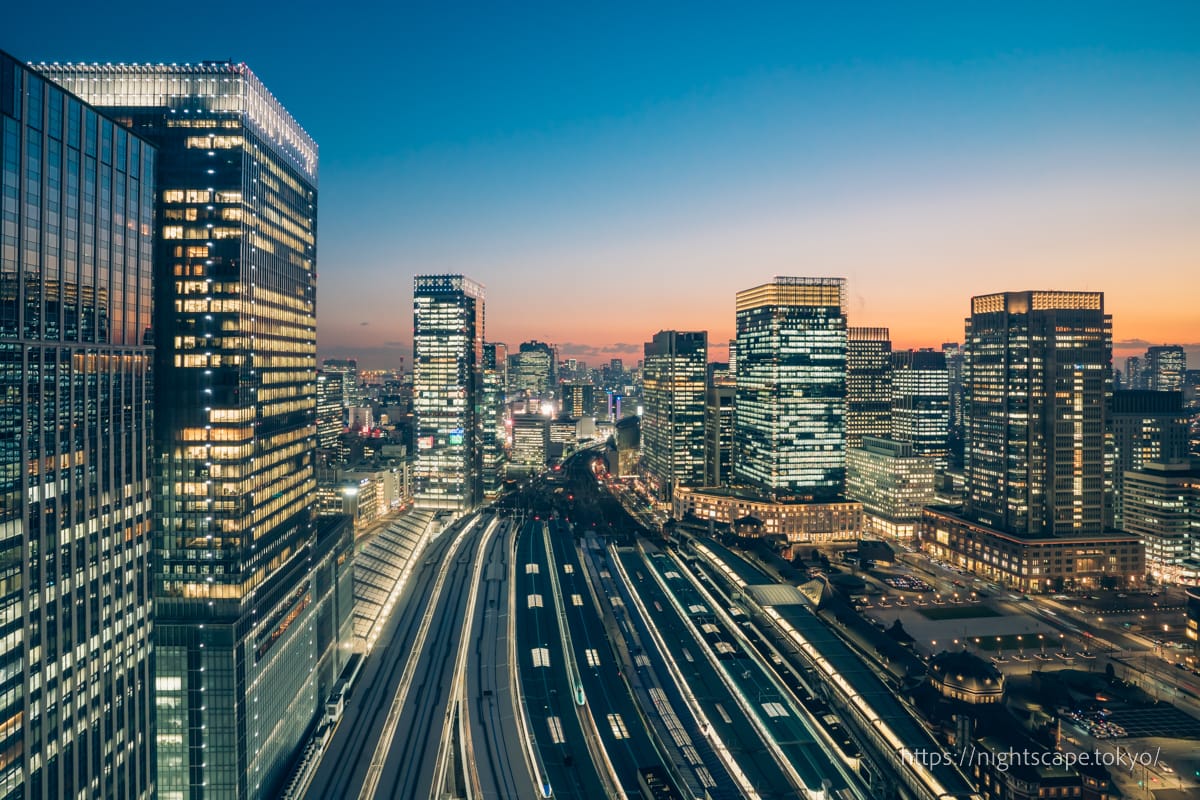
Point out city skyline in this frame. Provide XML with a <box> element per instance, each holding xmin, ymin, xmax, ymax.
<box><xmin>7</xmin><ymin>3</ymin><xmax>1199</xmax><ymax>367</ymax></box>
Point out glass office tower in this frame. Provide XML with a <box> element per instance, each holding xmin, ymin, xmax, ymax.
<box><xmin>38</xmin><ymin>61</ymin><xmax>354</xmax><ymax>800</ymax></box>
<box><xmin>890</xmin><ymin>348</ymin><xmax>950</xmax><ymax>473</ymax></box>
<box><xmin>963</xmin><ymin>291</ymin><xmax>1112</xmax><ymax>537</ymax></box>
<box><xmin>846</xmin><ymin>327</ymin><xmax>892</xmax><ymax>450</ymax></box>
<box><xmin>642</xmin><ymin>330</ymin><xmax>707</xmax><ymax>499</ymax></box>
<box><xmin>413</xmin><ymin>274</ymin><xmax>485</xmax><ymax>510</ymax></box>
<box><xmin>1</xmin><ymin>51</ymin><xmax>155</xmax><ymax>800</ymax></box>
<box><xmin>480</xmin><ymin>341</ymin><xmax>508</xmax><ymax>499</ymax></box>
<box><xmin>733</xmin><ymin>277</ymin><xmax>847</xmax><ymax>500</ymax></box>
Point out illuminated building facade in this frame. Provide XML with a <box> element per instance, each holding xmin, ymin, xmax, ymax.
<box><xmin>1122</xmin><ymin>460</ymin><xmax>1200</xmax><ymax>584</ymax></box>
<box><xmin>480</xmin><ymin>342</ymin><xmax>507</xmax><ymax>499</ymax></box>
<box><xmin>963</xmin><ymin>291</ymin><xmax>1112</xmax><ymax>537</ymax></box>
<box><xmin>1145</xmin><ymin>345</ymin><xmax>1186</xmax><ymax>392</ymax></box>
<box><xmin>1</xmin><ymin>52</ymin><xmax>155</xmax><ymax>800</ymax></box>
<box><xmin>673</xmin><ymin>487</ymin><xmax>862</xmax><ymax>542</ymax></box>
<box><xmin>846</xmin><ymin>327</ymin><xmax>891</xmax><ymax>450</ymax></box>
<box><xmin>1108</xmin><ymin>391</ymin><xmax>1188</xmax><ymax>530</ymax></box>
<box><xmin>891</xmin><ymin>348</ymin><xmax>950</xmax><ymax>473</ymax></box>
<box><xmin>560</xmin><ymin>380</ymin><xmax>594</xmax><ymax>418</ymax></box>
<box><xmin>733</xmin><ymin>277</ymin><xmax>847</xmax><ymax>500</ymax></box>
<box><xmin>512</xmin><ymin>339</ymin><xmax>555</xmax><ymax>398</ymax></box>
<box><xmin>705</xmin><ymin>380</ymin><xmax>735</xmax><ymax>487</ymax></box>
<box><xmin>510</xmin><ymin>413</ymin><xmax>549</xmax><ymax>472</ymax></box>
<box><xmin>315</xmin><ymin>369</ymin><xmax>345</xmax><ymax>455</ymax></box>
<box><xmin>412</xmin><ymin>274</ymin><xmax>484</xmax><ymax>510</ymax></box>
<box><xmin>642</xmin><ymin>330</ymin><xmax>707</xmax><ymax>499</ymax></box>
<box><xmin>38</xmin><ymin>60</ymin><xmax>356</xmax><ymax>800</ymax></box>
<box><xmin>922</xmin><ymin>507</ymin><xmax>1143</xmax><ymax>592</ymax></box>
<box><xmin>846</xmin><ymin>437</ymin><xmax>935</xmax><ymax>539</ymax></box>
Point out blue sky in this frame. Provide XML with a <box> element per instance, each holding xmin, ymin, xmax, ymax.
<box><xmin>9</xmin><ymin>2</ymin><xmax>1200</xmax><ymax>366</ymax></box>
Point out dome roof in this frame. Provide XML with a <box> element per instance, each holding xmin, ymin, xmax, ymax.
<box><xmin>929</xmin><ymin>650</ymin><xmax>1005</xmax><ymax>699</ymax></box>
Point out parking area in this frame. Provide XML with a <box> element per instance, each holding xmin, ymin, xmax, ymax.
<box><xmin>1107</xmin><ymin>706</ymin><xmax>1200</xmax><ymax>739</ymax></box>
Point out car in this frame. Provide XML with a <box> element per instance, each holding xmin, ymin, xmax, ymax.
<box><xmin>1116</xmin><ymin>593</ymin><xmax>1128</xmax><ymax>598</ymax></box>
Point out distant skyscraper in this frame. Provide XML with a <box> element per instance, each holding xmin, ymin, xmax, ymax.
<box><xmin>413</xmin><ymin>274</ymin><xmax>485</xmax><ymax>509</ymax></box>
<box><xmin>733</xmin><ymin>277</ymin><xmax>847</xmax><ymax>500</ymax></box>
<box><xmin>323</xmin><ymin>357</ymin><xmax>362</xmax><ymax>407</ymax></box>
<box><xmin>1</xmin><ymin>52</ymin><xmax>155</xmax><ymax>799</ymax></box>
<box><xmin>513</xmin><ymin>340</ymin><xmax>556</xmax><ymax>397</ymax></box>
<box><xmin>642</xmin><ymin>331</ymin><xmax>708</xmax><ymax>499</ymax></box>
<box><xmin>1124</xmin><ymin>355</ymin><xmax>1145</xmax><ymax>390</ymax></box>
<box><xmin>1108</xmin><ymin>391</ymin><xmax>1189</xmax><ymax>530</ymax></box>
<box><xmin>705</xmin><ymin>380</ymin><xmax>735</xmax><ymax>486</ymax></box>
<box><xmin>846</xmin><ymin>327</ymin><xmax>892</xmax><ymax>450</ymax></box>
<box><xmin>316</xmin><ymin>369</ymin><xmax>346</xmax><ymax>455</ymax></box>
<box><xmin>40</xmin><ymin>59</ymin><xmax>355</xmax><ymax>799</ymax></box>
<box><xmin>560</xmin><ymin>381</ymin><xmax>594</xmax><ymax>418</ymax></box>
<box><xmin>963</xmin><ymin>291</ymin><xmax>1112</xmax><ymax>536</ymax></box>
<box><xmin>510</xmin><ymin>413</ymin><xmax>550</xmax><ymax>472</ymax></box>
<box><xmin>481</xmin><ymin>342</ymin><xmax>508</xmax><ymax>499</ymax></box>
<box><xmin>727</xmin><ymin>338</ymin><xmax>737</xmax><ymax>377</ymax></box>
<box><xmin>891</xmin><ymin>349</ymin><xmax>950</xmax><ymax>473</ymax></box>
<box><xmin>1145</xmin><ymin>345</ymin><xmax>1186</xmax><ymax>392</ymax></box>
<box><xmin>942</xmin><ymin>342</ymin><xmax>966</xmax><ymax>467</ymax></box>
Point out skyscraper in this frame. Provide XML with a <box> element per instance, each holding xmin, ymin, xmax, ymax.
<box><xmin>316</xmin><ymin>369</ymin><xmax>345</xmax><ymax>455</ymax></box>
<box><xmin>1108</xmin><ymin>390</ymin><xmax>1189</xmax><ymax>530</ymax></box>
<box><xmin>733</xmin><ymin>277</ymin><xmax>847</xmax><ymax>500</ymax></box>
<box><xmin>1145</xmin><ymin>345</ymin><xmax>1186</xmax><ymax>392</ymax></box>
<box><xmin>38</xmin><ymin>60</ymin><xmax>354</xmax><ymax>799</ymax></box>
<box><xmin>846</xmin><ymin>327</ymin><xmax>892</xmax><ymax>450</ymax></box>
<box><xmin>513</xmin><ymin>339</ymin><xmax>556</xmax><ymax>398</ymax></box>
<box><xmin>560</xmin><ymin>381</ymin><xmax>594</xmax><ymax>419</ymax></box>
<box><xmin>705</xmin><ymin>377</ymin><xmax>735</xmax><ymax>487</ymax></box>
<box><xmin>891</xmin><ymin>349</ymin><xmax>950</xmax><ymax>473</ymax></box>
<box><xmin>1</xmin><ymin>52</ymin><xmax>156</xmax><ymax>800</ymax></box>
<box><xmin>642</xmin><ymin>330</ymin><xmax>707</xmax><ymax>499</ymax></box>
<box><xmin>963</xmin><ymin>291</ymin><xmax>1112</xmax><ymax>536</ymax></box>
<box><xmin>942</xmin><ymin>342</ymin><xmax>965</xmax><ymax>467</ymax></box>
<box><xmin>1123</xmin><ymin>355</ymin><xmax>1144</xmax><ymax>390</ymax></box>
<box><xmin>413</xmin><ymin>274</ymin><xmax>485</xmax><ymax>509</ymax></box>
<box><xmin>481</xmin><ymin>341</ymin><xmax>508</xmax><ymax>499</ymax></box>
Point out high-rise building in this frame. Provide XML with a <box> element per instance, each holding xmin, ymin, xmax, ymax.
<box><xmin>846</xmin><ymin>327</ymin><xmax>892</xmax><ymax>450</ymax></box>
<box><xmin>513</xmin><ymin>339</ymin><xmax>556</xmax><ymax>397</ymax></box>
<box><xmin>846</xmin><ymin>438</ymin><xmax>936</xmax><ymax>540</ymax></box>
<box><xmin>891</xmin><ymin>349</ymin><xmax>950</xmax><ymax>473</ymax></box>
<box><xmin>642</xmin><ymin>331</ymin><xmax>707</xmax><ymax>499</ymax></box>
<box><xmin>39</xmin><ymin>60</ymin><xmax>356</xmax><ymax>799</ymax></box>
<box><xmin>727</xmin><ymin>338</ymin><xmax>737</xmax><ymax>377</ymax></box>
<box><xmin>963</xmin><ymin>291</ymin><xmax>1112</xmax><ymax>536</ymax></box>
<box><xmin>1</xmin><ymin>52</ymin><xmax>156</xmax><ymax>799</ymax></box>
<box><xmin>705</xmin><ymin>376</ymin><xmax>735</xmax><ymax>487</ymax></box>
<box><xmin>734</xmin><ymin>277</ymin><xmax>847</xmax><ymax>500</ymax></box>
<box><xmin>1146</xmin><ymin>345</ymin><xmax>1186</xmax><ymax>392</ymax></box>
<box><xmin>316</xmin><ymin>369</ymin><xmax>345</xmax><ymax>455</ymax></box>
<box><xmin>481</xmin><ymin>342</ymin><xmax>508</xmax><ymax>499</ymax></box>
<box><xmin>942</xmin><ymin>342</ymin><xmax>965</xmax><ymax>467</ymax></box>
<box><xmin>412</xmin><ymin>274</ymin><xmax>485</xmax><ymax>510</ymax></box>
<box><xmin>510</xmin><ymin>413</ymin><xmax>549</xmax><ymax>472</ymax></box>
<box><xmin>1122</xmin><ymin>460</ymin><xmax>1200</xmax><ymax>584</ymax></box>
<box><xmin>560</xmin><ymin>381</ymin><xmax>594</xmax><ymax>418</ymax></box>
<box><xmin>1123</xmin><ymin>355</ymin><xmax>1145</xmax><ymax>390</ymax></box>
<box><xmin>1108</xmin><ymin>391</ymin><xmax>1189</xmax><ymax>530</ymax></box>
<box><xmin>322</xmin><ymin>357</ymin><xmax>361</xmax><ymax>406</ymax></box>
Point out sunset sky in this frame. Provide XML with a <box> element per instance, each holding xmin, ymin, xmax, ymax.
<box><xmin>10</xmin><ymin>2</ymin><xmax>1200</xmax><ymax>368</ymax></box>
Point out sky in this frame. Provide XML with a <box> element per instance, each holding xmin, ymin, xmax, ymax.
<box><xmin>8</xmin><ymin>1</ymin><xmax>1200</xmax><ymax>369</ymax></box>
